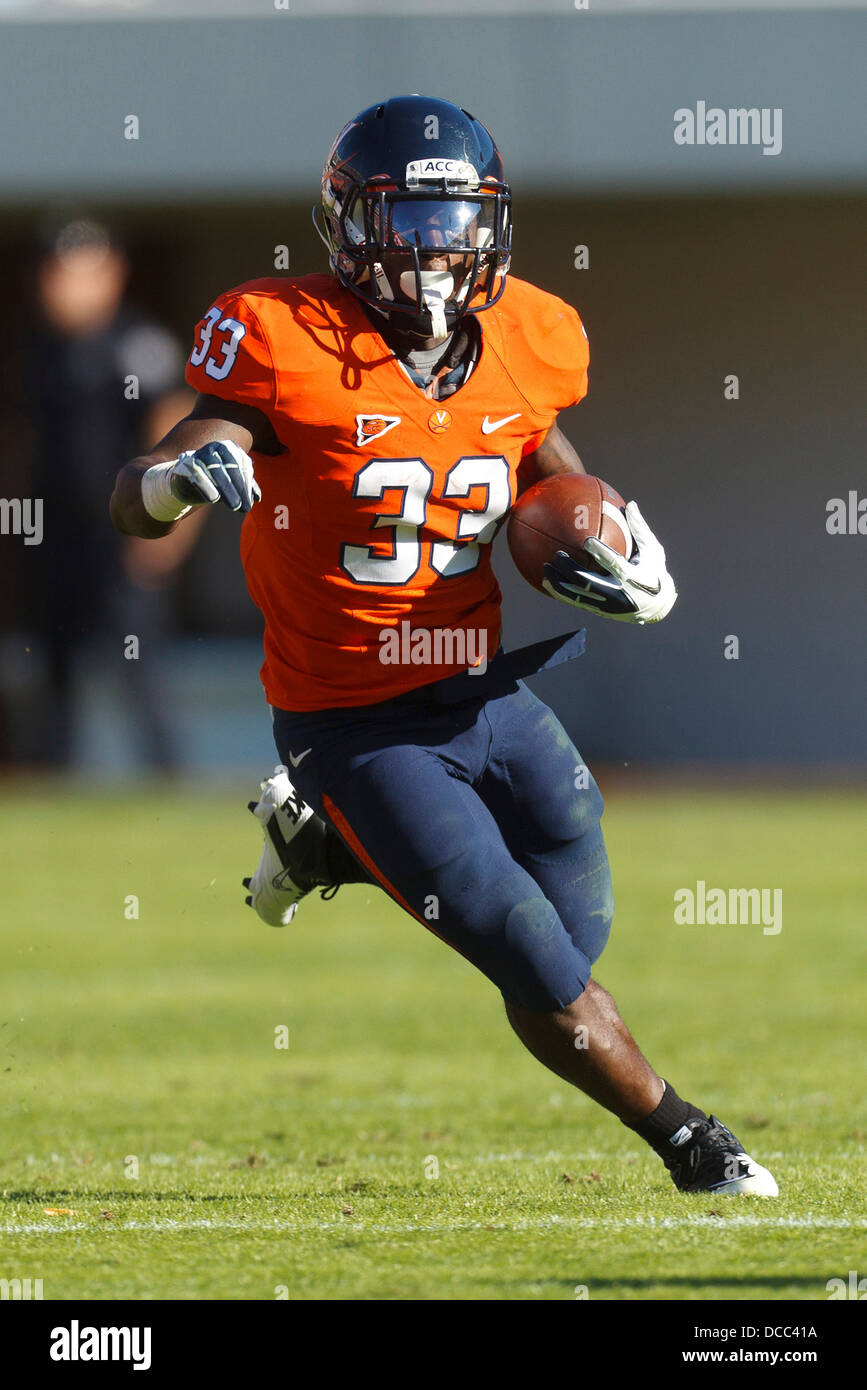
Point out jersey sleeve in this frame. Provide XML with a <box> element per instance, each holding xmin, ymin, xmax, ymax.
<box><xmin>564</xmin><ymin>305</ymin><xmax>590</xmax><ymax>409</ymax></box>
<box><xmin>500</xmin><ymin>279</ymin><xmax>590</xmax><ymax>420</ymax></box>
<box><xmin>521</xmin><ymin>305</ymin><xmax>589</xmax><ymax>443</ymax></box>
<box><xmin>184</xmin><ymin>291</ymin><xmax>276</xmax><ymax>417</ymax></box>
<box><xmin>512</xmin><ymin>293</ymin><xmax>590</xmax><ymax>489</ymax></box>
<box><xmin>535</xmin><ymin>299</ymin><xmax>589</xmax><ymax>413</ymax></box>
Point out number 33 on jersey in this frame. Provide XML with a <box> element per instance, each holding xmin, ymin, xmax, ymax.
<box><xmin>185</xmin><ymin>273</ymin><xmax>590</xmax><ymax>711</ymax></box>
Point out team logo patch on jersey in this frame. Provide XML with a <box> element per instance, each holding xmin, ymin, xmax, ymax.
<box><xmin>355</xmin><ymin>414</ymin><xmax>401</xmax><ymax>447</ymax></box>
<box><xmin>428</xmin><ymin>408</ymin><xmax>453</xmax><ymax>434</ymax></box>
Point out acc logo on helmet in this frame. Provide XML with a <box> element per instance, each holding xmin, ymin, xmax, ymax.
<box><xmin>405</xmin><ymin>159</ymin><xmax>479</xmax><ymax>185</ymax></box>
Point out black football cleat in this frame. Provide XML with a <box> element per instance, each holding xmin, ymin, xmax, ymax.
<box><xmin>664</xmin><ymin>1115</ymin><xmax>778</xmax><ymax>1196</ymax></box>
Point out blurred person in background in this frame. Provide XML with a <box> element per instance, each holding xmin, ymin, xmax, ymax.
<box><xmin>17</xmin><ymin>215</ymin><xmax>203</xmax><ymax>770</ymax></box>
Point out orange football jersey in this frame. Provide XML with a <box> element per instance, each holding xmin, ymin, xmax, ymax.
<box><xmin>184</xmin><ymin>273</ymin><xmax>589</xmax><ymax>711</ymax></box>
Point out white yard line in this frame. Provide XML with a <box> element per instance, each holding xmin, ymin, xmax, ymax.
<box><xmin>1</xmin><ymin>1215</ymin><xmax>864</xmax><ymax>1235</ymax></box>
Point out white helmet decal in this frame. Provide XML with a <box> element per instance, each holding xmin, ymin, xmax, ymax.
<box><xmin>405</xmin><ymin>158</ymin><xmax>479</xmax><ymax>187</ymax></box>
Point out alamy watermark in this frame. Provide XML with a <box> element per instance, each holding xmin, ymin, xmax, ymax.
<box><xmin>0</xmin><ymin>498</ymin><xmax>43</xmax><ymax>545</ymax></box>
<box><xmin>826</xmin><ymin>1270</ymin><xmax>866</xmax><ymax>1299</ymax></box>
<box><xmin>674</xmin><ymin>880</ymin><xmax>782</xmax><ymax>935</ymax></box>
<box><xmin>379</xmin><ymin>621</ymin><xmax>487</xmax><ymax>674</ymax></box>
<box><xmin>1</xmin><ymin>1276</ymin><xmax>44</xmax><ymax>1300</ymax></box>
<box><xmin>826</xmin><ymin>492</ymin><xmax>866</xmax><ymax>535</ymax></box>
<box><xmin>50</xmin><ymin>1322</ymin><xmax>151</xmax><ymax>1370</ymax></box>
<box><xmin>674</xmin><ymin>102</ymin><xmax>782</xmax><ymax>157</ymax></box>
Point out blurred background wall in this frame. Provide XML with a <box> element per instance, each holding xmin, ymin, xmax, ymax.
<box><xmin>0</xmin><ymin>6</ymin><xmax>864</xmax><ymax>774</ymax></box>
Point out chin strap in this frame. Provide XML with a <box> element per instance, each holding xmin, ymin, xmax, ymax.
<box><xmin>423</xmin><ymin>290</ymin><xmax>448</xmax><ymax>339</ymax></box>
<box><xmin>388</xmin><ymin>267</ymin><xmax>455</xmax><ymax>340</ymax></box>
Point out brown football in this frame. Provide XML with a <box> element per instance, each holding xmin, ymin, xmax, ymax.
<box><xmin>507</xmin><ymin>473</ymin><xmax>632</xmax><ymax>594</ymax></box>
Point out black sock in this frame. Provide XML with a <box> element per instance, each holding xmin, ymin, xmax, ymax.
<box><xmin>628</xmin><ymin>1081</ymin><xmax>707</xmax><ymax>1162</ymax></box>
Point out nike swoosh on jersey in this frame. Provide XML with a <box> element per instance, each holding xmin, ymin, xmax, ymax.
<box><xmin>287</xmin><ymin>748</ymin><xmax>312</xmax><ymax>768</ymax></box>
<box><xmin>481</xmin><ymin>413</ymin><xmax>522</xmax><ymax>434</ymax></box>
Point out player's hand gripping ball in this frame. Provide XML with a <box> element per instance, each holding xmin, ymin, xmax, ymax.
<box><xmin>507</xmin><ymin>473</ymin><xmax>677</xmax><ymax>624</ymax></box>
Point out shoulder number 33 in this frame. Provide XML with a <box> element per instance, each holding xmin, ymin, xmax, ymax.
<box><xmin>189</xmin><ymin>308</ymin><xmax>247</xmax><ymax>381</ymax></box>
<box><xmin>341</xmin><ymin>455</ymin><xmax>512</xmax><ymax>585</ymax></box>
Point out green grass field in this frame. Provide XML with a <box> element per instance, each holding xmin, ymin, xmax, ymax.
<box><xmin>1</xmin><ymin>779</ymin><xmax>864</xmax><ymax>1301</ymax></box>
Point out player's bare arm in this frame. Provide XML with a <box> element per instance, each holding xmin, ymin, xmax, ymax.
<box><xmin>526</xmin><ymin>419</ymin><xmax>586</xmax><ymax>479</ymax></box>
<box><xmin>110</xmin><ymin>394</ymin><xmax>280</xmax><ymax>539</ymax></box>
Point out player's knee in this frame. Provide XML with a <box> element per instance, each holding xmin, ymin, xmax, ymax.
<box><xmin>530</xmin><ymin>710</ymin><xmax>606</xmax><ymax>843</ymax></box>
<box><xmin>500</xmin><ymin>895</ymin><xmax>591</xmax><ymax>1011</ymax></box>
<box><xmin>563</xmin><ymin>748</ymin><xmax>606</xmax><ymax>837</ymax></box>
<box><xmin>570</xmin><ymin>775</ymin><xmax>605</xmax><ymax>843</ymax></box>
<box><xmin>585</xmin><ymin>867</ymin><xmax>615</xmax><ymax>965</ymax></box>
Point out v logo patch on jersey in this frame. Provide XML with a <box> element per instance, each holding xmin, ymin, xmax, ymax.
<box><xmin>355</xmin><ymin>414</ymin><xmax>401</xmax><ymax>447</ymax></box>
<box><xmin>428</xmin><ymin>409</ymin><xmax>452</xmax><ymax>434</ymax></box>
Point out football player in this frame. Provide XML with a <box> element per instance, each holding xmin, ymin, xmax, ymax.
<box><xmin>111</xmin><ymin>96</ymin><xmax>777</xmax><ymax>1196</ymax></box>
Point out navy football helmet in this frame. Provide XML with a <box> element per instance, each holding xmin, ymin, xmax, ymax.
<box><xmin>315</xmin><ymin>95</ymin><xmax>512</xmax><ymax>340</ymax></box>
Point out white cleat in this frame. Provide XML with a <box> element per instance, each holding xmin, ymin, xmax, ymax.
<box><xmin>243</xmin><ymin>766</ymin><xmax>317</xmax><ymax>926</ymax></box>
<box><xmin>712</xmin><ymin>1160</ymin><xmax>779</xmax><ymax>1197</ymax></box>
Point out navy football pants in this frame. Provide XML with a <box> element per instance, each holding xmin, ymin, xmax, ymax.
<box><xmin>272</xmin><ymin>681</ymin><xmax>614</xmax><ymax>1012</ymax></box>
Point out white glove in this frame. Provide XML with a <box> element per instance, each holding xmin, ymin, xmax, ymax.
<box><xmin>141</xmin><ymin>439</ymin><xmax>261</xmax><ymax>522</ymax></box>
<box><xmin>542</xmin><ymin>500</ymin><xmax>677</xmax><ymax>625</ymax></box>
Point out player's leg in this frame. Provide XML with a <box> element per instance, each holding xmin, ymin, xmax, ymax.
<box><xmin>269</xmin><ymin>697</ymin><xmax>603</xmax><ymax>1011</ymax></box>
<box><xmin>478</xmin><ymin>684</ymin><xmax>778</xmax><ymax>1194</ymax></box>
<box><xmin>506</xmin><ymin>986</ymin><xmax>778</xmax><ymax>1193</ymax></box>
<box><xmin>505</xmin><ymin>982</ymin><xmax>662</xmax><ymax>1121</ymax></box>
<box><xmin>475</xmin><ymin>687</ymin><xmax>667</xmax><ymax>1119</ymax></box>
<box><xmin>318</xmin><ymin>743</ymin><xmax>594</xmax><ymax>1010</ymax></box>
<box><xmin>261</xmin><ymin>693</ymin><xmax>777</xmax><ymax>1194</ymax></box>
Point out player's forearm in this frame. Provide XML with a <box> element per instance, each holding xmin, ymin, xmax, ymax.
<box><xmin>110</xmin><ymin>407</ymin><xmax>259</xmax><ymax>538</ymax></box>
<box><xmin>110</xmin><ymin>456</ymin><xmax>182</xmax><ymax>538</ymax></box>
